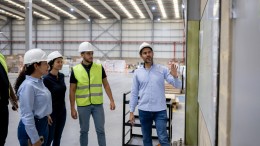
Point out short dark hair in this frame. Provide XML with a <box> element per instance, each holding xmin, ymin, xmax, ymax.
<box><xmin>139</xmin><ymin>47</ymin><xmax>153</xmax><ymax>55</ymax></box>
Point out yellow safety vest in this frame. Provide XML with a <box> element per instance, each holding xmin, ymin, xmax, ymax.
<box><xmin>0</xmin><ymin>53</ymin><xmax>10</xmax><ymax>95</ymax></box>
<box><xmin>73</xmin><ymin>63</ymin><xmax>103</xmax><ymax>106</ymax></box>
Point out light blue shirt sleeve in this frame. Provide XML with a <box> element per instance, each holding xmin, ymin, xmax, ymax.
<box><xmin>164</xmin><ymin>67</ymin><xmax>182</xmax><ymax>89</ymax></box>
<box><xmin>18</xmin><ymin>76</ymin><xmax>52</xmax><ymax>144</ymax></box>
<box><xmin>18</xmin><ymin>83</ymin><xmax>40</xmax><ymax>144</ymax></box>
<box><xmin>129</xmin><ymin>71</ymin><xmax>139</xmax><ymax>112</ymax></box>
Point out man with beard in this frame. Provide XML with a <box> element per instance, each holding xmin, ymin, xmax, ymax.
<box><xmin>69</xmin><ymin>42</ymin><xmax>115</xmax><ymax>146</ymax></box>
<box><xmin>129</xmin><ymin>42</ymin><xmax>182</xmax><ymax>146</ymax></box>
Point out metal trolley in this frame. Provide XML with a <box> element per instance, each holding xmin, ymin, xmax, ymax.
<box><xmin>122</xmin><ymin>91</ymin><xmax>173</xmax><ymax>146</ymax></box>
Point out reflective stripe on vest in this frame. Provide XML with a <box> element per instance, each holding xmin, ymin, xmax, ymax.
<box><xmin>73</xmin><ymin>63</ymin><xmax>103</xmax><ymax>106</ymax></box>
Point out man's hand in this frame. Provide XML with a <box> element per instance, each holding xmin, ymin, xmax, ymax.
<box><xmin>10</xmin><ymin>99</ymin><xmax>18</xmax><ymax>111</ymax></box>
<box><xmin>71</xmin><ymin>108</ymin><xmax>78</xmax><ymax>119</ymax></box>
<box><xmin>129</xmin><ymin>112</ymin><xmax>135</xmax><ymax>126</ymax></box>
<box><xmin>110</xmin><ymin>100</ymin><xmax>116</xmax><ymax>110</ymax></box>
<box><xmin>47</xmin><ymin>115</ymin><xmax>53</xmax><ymax>126</ymax></box>
<box><xmin>9</xmin><ymin>84</ymin><xmax>18</xmax><ymax>111</ymax></box>
<box><xmin>170</xmin><ymin>63</ymin><xmax>178</xmax><ymax>78</ymax></box>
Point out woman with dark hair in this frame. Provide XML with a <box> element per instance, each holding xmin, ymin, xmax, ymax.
<box><xmin>15</xmin><ymin>49</ymin><xmax>52</xmax><ymax>146</ymax></box>
<box><xmin>43</xmin><ymin>51</ymin><xmax>66</xmax><ymax>146</ymax></box>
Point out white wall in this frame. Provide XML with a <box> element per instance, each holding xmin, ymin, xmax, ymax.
<box><xmin>0</xmin><ymin>19</ymin><xmax>184</xmax><ymax>60</ymax></box>
<box><xmin>230</xmin><ymin>0</ymin><xmax>260</xmax><ymax>145</ymax></box>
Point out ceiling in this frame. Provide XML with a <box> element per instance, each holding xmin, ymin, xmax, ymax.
<box><xmin>0</xmin><ymin>0</ymin><xmax>183</xmax><ymax>21</ymax></box>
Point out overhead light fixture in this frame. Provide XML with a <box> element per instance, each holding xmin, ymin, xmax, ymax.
<box><xmin>33</xmin><ymin>11</ymin><xmax>50</xmax><ymax>19</ymax></box>
<box><xmin>4</xmin><ymin>0</ymin><xmax>24</xmax><ymax>9</ymax></box>
<box><xmin>70</xmin><ymin>8</ymin><xmax>74</xmax><ymax>12</ymax></box>
<box><xmin>173</xmin><ymin>0</ymin><xmax>180</xmax><ymax>18</ymax></box>
<box><xmin>157</xmin><ymin>0</ymin><xmax>167</xmax><ymax>18</ymax></box>
<box><xmin>4</xmin><ymin>0</ymin><xmax>50</xmax><ymax>19</ymax></box>
<box><xmin>152</xmin><ymin>6</ymin><xmax>156</xmax><ymax>10</ymax></box>
<box><xmin>78</xmin><ymin>0</ymin><xmax>106</xmax><ymax>19</ymax></box>
<box><xmin>129</xmin><ymin>0</ymin><xmax>145</xmax><ymax>18</ymax></box>
<box><xmin>114</xmin><ymin>0</ymin><xmax>133</xmax><ymax>19</ymax></box>
<box><xmin>157</xmin><ymin>18</ymin><xmax>161</xmax><ymax>21</ymax></box>
<box><xmin>0</xmin><ymin>9</ymin><xmax>24</xmax><ymax>20</ymax></box>
<box><xmin>42</xmin><ymin>0</ymin><xmax>77</xmax><ymax>19</ymax></box>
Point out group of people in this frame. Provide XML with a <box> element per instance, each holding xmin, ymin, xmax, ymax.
<box><xmin>0</xmin><ymin>41</ymin><xmax>181</xmax><ymax>146</ymax></box>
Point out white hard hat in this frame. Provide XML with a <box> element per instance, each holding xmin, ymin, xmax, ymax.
<box><xmin>139</xmin><ymin>42</ymin><xmax>153</xmax><ymax>54</ymax></box>
<box><xmin>23</xmin><ymin>48</ymin><xmax>47</xmax><ymax>65</ymax></box>
<box><xmin>78</xmin><ymin>42</ymin><xmax>94</xmax><ymax>53</ymax></box>
<box><xmin>47</xmin><ymin>51</ymin><xmax>63</xmax><ymax>63</ymax></box>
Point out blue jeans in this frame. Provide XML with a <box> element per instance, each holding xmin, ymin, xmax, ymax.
<box><xmin>18</xmin><ymin>116</ymin><xmax>48</xmax><ymax>146</ymax></box>
<box><xmin>138</xmin><ymin>110</ymin><xmax>170</xmax><ymax>146</ymax></box>
<box><xmin>77</xmin><ymin>104</ymin><xmax>106</xmax><ymax>146</ymax></box>
<box><xmin>46</xmin><ymin>107</ymin><xmax>66</xmax><ymax>146</ymax></box>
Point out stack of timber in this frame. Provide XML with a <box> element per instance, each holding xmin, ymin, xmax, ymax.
<box><xmin>165</xmin><ymin>83</ymin><xmax>181</xmax><ymax>109</ymax></box>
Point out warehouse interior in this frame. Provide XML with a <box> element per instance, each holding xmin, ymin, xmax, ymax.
<box><xmin>1</xmin><ymin>0</ymin><xmax>260</xmax><ymax>146</ymax></box>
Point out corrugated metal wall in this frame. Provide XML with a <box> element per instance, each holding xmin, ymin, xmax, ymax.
<box><xmin>0</xmin><ymin>19</ymin><xmax>184</xmax><ymax>60</ymax></box>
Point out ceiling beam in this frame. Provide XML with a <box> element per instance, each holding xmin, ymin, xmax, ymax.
<box><xmin>57</xmin><ymin>0</ymin><xmax>89</xmax><ymax>20</ymax></box>
<box><xmin>32</xmin><ymin>3</ymin><xmax>60</xmax><ymax>21</ymax></box>
<box><xmin>141</xmin><ymin>0</ymin><xmax>153</xmax><ymax>20</ymax></box>
<box><xmin>97</xmin><ymin>0</ymin><xmax>120</xmax><ymax>20</ymax></box>
<box><xmin>19</xmin><ymin>0</ymin><xmax>60</xmax><ymax>21</ymax></box>
<box><xmin>0</xmin><ymin>4</ymin><xmax>25</xmax><ymax>17</ymax></box>
<box><xmin>0</xmin><ymin>15</ymin><xmax>7</xmax><ymax>21</ymax></box>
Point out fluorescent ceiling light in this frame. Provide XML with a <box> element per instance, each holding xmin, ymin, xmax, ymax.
<box><xmin>152</xmin><ymin>6</ymin><xmax>156</xmax><ymax>10</ymax></box>
<box><xmin>4</xmin><ymin>0</ymin><xmax>24</xmax><ymax>9</ymax></box>
<box><xmin>0</xmin><ymin>9</ymin><xmax>23</xmax><ymax>20</ymax></box>
<box><xmin>78</xmin><ymin>0</ymin><xmax>106</xmax><ymax>19</ymax></box>
<box><xmin>4</xmin><ymin>0</ymin><xmax>50</xmax><ymax>19</ymax></box>
<box><xmin>157</xmin><ymin>0</ymin><xmax>167</xmax><ymax>18</ymax></box>
<box><xmin>173</xmin><ymin>0</ymin><xmax>180</xmax><ymax>18</ymax></box>
<box><xmin>42</xmin><ymin>0</ymin><xmax>77</xmax><ymax>19</ymax></box>
<box><xmin>114</xmin><ymin>0</ymin><xmax>133</xmax><ymax>19</ymax></box>
<box><xmin>129</xmin><ymin>0</ymin><xmax>145</xmax><ymax>18</ymax></box>
<box><xmin>70</xmin><ymin>8</ymin><xmax>74</xmax><ymax>12</ymax></box>
<box><xmin>33</xmin><ymin>11</ymin><xmax>50</xmax><ymax>19</ymax></box>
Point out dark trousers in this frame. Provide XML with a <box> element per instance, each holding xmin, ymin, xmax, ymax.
<box><xmin>0</xmin><ymin>105</ymin><xmax>8</xmax><ymax>146</ymax></box>
<box><xmin>46</xmin><ymin>108</ymin><xmax>66</xmax><ymax>146</ymax></box>
<box><xmin>18</xmin><ymin>116</ymin><xmax>48</xmax><ymax>146</ymax></box>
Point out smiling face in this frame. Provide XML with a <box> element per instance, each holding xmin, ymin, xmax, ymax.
<box><xmin>140</xmin><ymin>47</ymin><xmax>154</xmax><ymax>64</ymax></box>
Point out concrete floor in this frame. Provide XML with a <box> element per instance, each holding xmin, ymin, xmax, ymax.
<box><xmin>5</xmin><ymin>72</ymin><xmax>184</xmax><ymax>146</ymax></box>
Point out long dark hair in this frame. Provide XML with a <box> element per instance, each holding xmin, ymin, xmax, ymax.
<box><xmin>14</xmin><ymin>62</ymin><xmax>41</xmax><ymax>94</ymax></box>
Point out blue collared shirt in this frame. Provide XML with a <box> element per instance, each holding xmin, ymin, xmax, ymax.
<box><xmin>130</xmin><ymin>64</ymin><xmax>182</xmax><ymax>112</ymax></box>
<box><xmin>17</xmin><ymin>75</ymin><xmax>52</xmax><ymax>144</ymax></box>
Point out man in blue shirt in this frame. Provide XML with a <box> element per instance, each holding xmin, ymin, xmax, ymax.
<box><xmin>129</xmin><ymin>42</ymin><xmax>182</xmax><ymax>146</ymax></box>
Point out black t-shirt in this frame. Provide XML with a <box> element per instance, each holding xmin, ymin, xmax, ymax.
<box><xmin>70</xmin><ymin>63</ymin><xmax>107</xmax><ymax>83</ymax></box>
<box><xmin>43</xmin><ymin>72</ymin><xmax>66</xmax><ymax>113</ymax></box>
<box><xmin>0</xmin><ymin>63</ymin><xmax>9</xmax><ymax>106</ymax></box>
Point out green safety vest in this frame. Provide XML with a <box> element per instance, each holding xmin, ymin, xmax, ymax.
<box><xmin>73</xmin><ymin>63</ymin><xmax>103</xmax><ymax>106</ymax></box>
<box><xmin>0</xmin><ymin>53</ymin><xmax>10</xmax><ymax>95</ymax></box>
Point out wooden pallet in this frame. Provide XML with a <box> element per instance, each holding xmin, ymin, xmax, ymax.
<box><xmin>165</xmin><ymin>94</ymin><xmax>179</xmax><ymax>109</ymax></box>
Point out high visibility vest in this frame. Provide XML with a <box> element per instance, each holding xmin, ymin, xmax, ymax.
<box><xmin>0</xmin><ymin>53</ymin><xmax>10</xmax><ymax>95</ymax></box>
<box><xmin>73</xmin><ymin>63</ymin><xmax>103</xmax><ymax>106</ymax></box>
